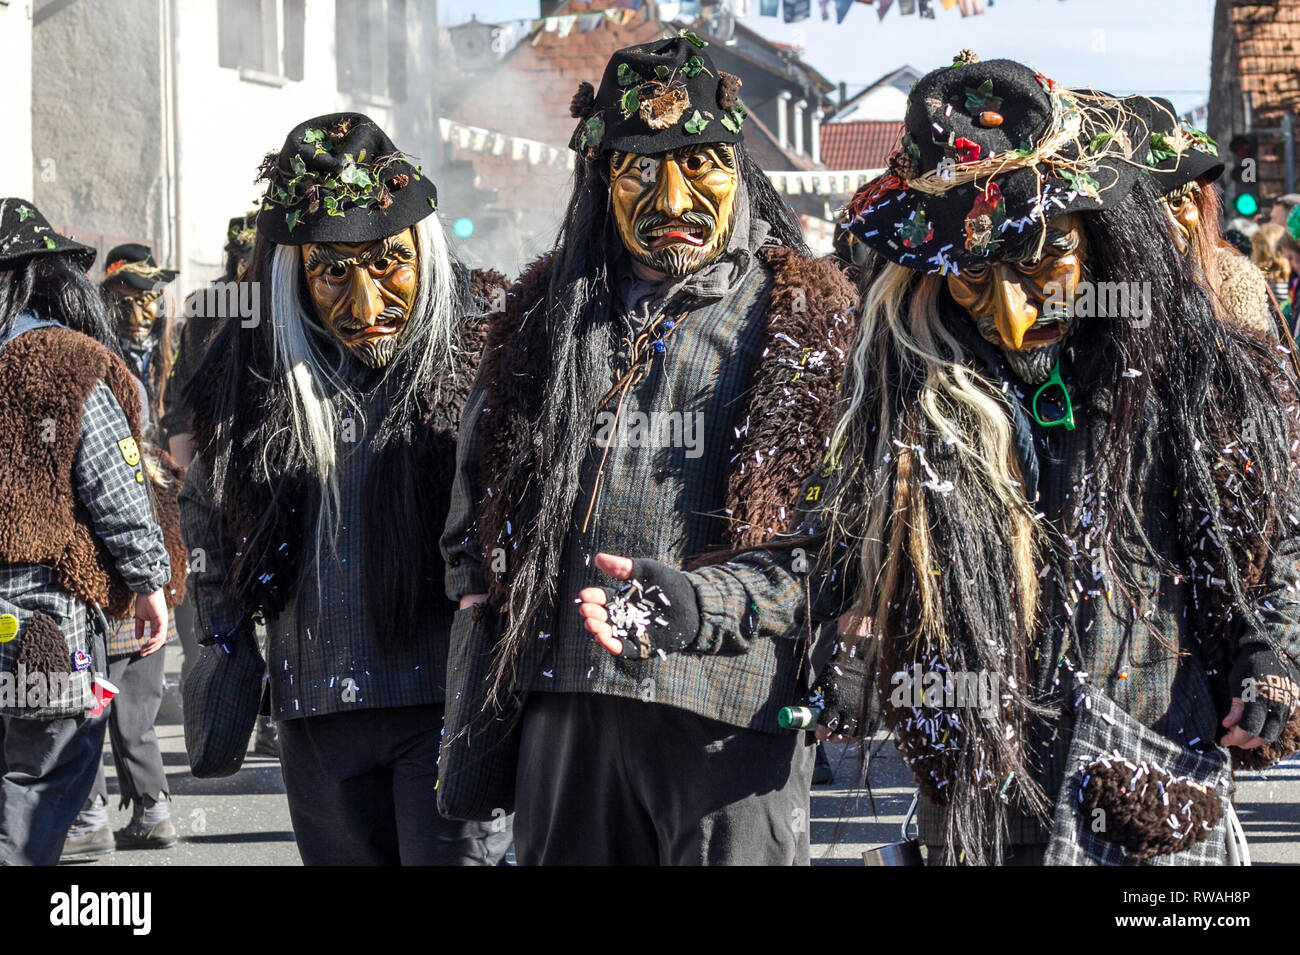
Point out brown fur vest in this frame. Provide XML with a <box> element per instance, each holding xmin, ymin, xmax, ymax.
<box><xmin>0</xmin><ymin>326</ymin><xmax>184</xmax><ymax>617</ymax></box>
<box><xmin>474</xmin><ymin>247</ymin><xmax>858</xmax><ymax>601</ymax></box>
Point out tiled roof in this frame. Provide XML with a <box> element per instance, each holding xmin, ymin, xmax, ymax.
<box><xmin>819</xmin><ymin>120</ymin><xmax>902</xmax><ymax>170</ymax></box>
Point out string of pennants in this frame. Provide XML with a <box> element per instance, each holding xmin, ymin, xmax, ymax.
<box><xmin>440</xmin><ymin>116</ymin><xmax>883</xmax><ymax>196</ymax></box>
<box><xmin>438</xmin><ymin>118</ymin><xmax>577</xmax><ymax>171</ymax></box>
<box><xmin>768</xmin><ymin>0</ymin><xmax>994</xmax><ymax>25</ymax></box>
<box><xmin>765</xmin><ymin>168</ymin><xmax>885</xmax><ymax>195</ymax></box>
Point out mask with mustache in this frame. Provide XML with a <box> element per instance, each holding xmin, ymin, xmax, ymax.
<box><xmin>301</xmin><ymin>228</ymin><xmax>418</xmax><ymax>369</ymax></box>
<box><xmin>946</xmin><ymin>214</ymin><xmax>1089</xmax><ymax>385</ymax></box>
<box><xmin>106</xmin><ymin>281</ymin><xmax>163</xmax><ymax>347</ymax></box>
<box><xmin>609</xmin><ymin>144</ymin><xmax>739</xmax><ymax>277</ymax></box>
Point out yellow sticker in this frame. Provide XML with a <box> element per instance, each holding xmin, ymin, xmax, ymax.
<box><xmin>135</xmin><ymin>471</ymin><xmax>144</xmax><ymax>483</ymax></box>
<box><xmin>0</xmin><ymin>614</ymin><xmax>17</xmax><ymax>643</ymax></box>
<box><xmin>117</xmin><ymin>436</ymin><xmax>141</xmax><ymax>467</ymax></box>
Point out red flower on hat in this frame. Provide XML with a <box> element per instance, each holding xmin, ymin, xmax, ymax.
<box><xmin>1034</xmin><ymin>71</ymin><xmax>1056</xmax><ymax>92</ymax></box>
<box><xmin>954</xmin><ymin>137</ymin><xmax>981</xmax><ymax>164</ymax></box>
<box><xmin>105</xmin><ymin>260</ymin><xmax>126</xmax><ymax>276</ymax></box>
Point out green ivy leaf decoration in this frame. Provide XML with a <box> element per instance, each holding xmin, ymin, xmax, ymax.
<box><xmin>339</xmin><ymin>162</ymin><xmax>372</xmax><ymax>188</ymax></box>
<box><xmin>720</xmin><ymin>114</ymin><xmax>739</xmax><ymax>134</ymax></box>
<box><xmin>617</xmin><ymin>63</ymin><xmax>641</xmax><ymax>87</ymax></box>
<box><xmin>621</xmin><ymin>85</ymin><xmax>642</xmax><ymax>117</ymax></box>
<box><xmin>303</xmin><ymin>128</ymin><xmax>325</xmax><ymax>145</ymax></box>
<box><xmin>683</xmin><ymin>110</ymin><xmax>709</xmax><ymax>135</ymax></box>
<box><xmin>1148</xmin><ymin>132</ymin><xmax>1177</xmax><ymax>165</ymax></box>
<box><xmin>655</xmin><ymin>64</ymin><xmax>670</xmax><ymax>79</ymax></box>
<box><xmin>1185</xmin><ymin>125</ymin><xmax>1218</xmax><ymax>154</ymax></box>
<box><xmin>290</xmin><ymin>153</ymin><xmax>308</xmax><ymax>176</ymax></box>
<box><xmin>683</xmin><ymin>55</ymin><xmax>705</xmax><ymax>78</ymax></box>
<box><xmin>285</xmin><ymin>209</ymin><xmax>302</xmax><ymax>232</ymax></box>
<box><xmin>428</xmin><ymin>197</ymin><xmax>438</xmax><ymax>211</ymax></box>
<box><xmin>323</xmin><ymin>195</ymin><xmax>342</xmax><ymax>217</ymax></box>
<box><xmin>16</xmin><ymin>205</ymin><xmax>33</xmax><ymax>222</ymax></box>
<box><xmin>964</xmin><ymin>78</ymin><xmax>1003</xmax><ymax>113</ymax></box>
<box><xmin>581</xmin><ymin>115</ymin><xmax>605</xmax><ymax>149</ymax></box>
<box><xmin>1061</xmin><ymin>169</ymin><xmax>1101</xmax><ymax>198</ymax></box>
<box><xmin>1088</xmin><ymin>132</ymin><xmax>1113</xmax><ymax>153</ymax></box>
<box><xmin>902</xmin><ymin>133</ymin><xmax>922</xmax><ymax>165</ymax></box>
<box><xmin>678</xmin><ymin>29</ymin><xmax>707</xmax><ymax>47</ymax></box>
<box><xmin>43</xmin><ymin>235</ymin><xmax>56</xmax><ymax>250</ymax></box>
<box><xmin>1011</xmin><ymin>140</ymin><xmax>1034</xmax><ymax>158</ymax></box>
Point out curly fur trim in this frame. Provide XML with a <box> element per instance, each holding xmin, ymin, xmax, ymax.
<box><xmin>1232</xmin><ymin>708</ymin><xmax>1300</xmax><ymax>770</ymax></box>
<box><xmin>1217</xmin><ymin>248</ymin><xmax>1274</xmax><ymax>338</ymax></box>
<box><xmin>717</xmin><ymin>72</ymin><xmax>742</xmax><ymax>112</ymax></box>
<box><xmin>1078</xmin><ymin>755</ymin><xmax>1221</xmax><ymax>861</ymax></box>
<box><xmin>728</xmin><ymin>248</ymin><xmax>857</xmax><ymax>548</ymax></box>
<box><xmin>15</xmin><ymin>611</ymin><xmax>72</xmax><ymax>677</ymax></box>
<box><xmin>145</xmin><ymin>445</ymin><xmax>188</xmax><ymax>609</ymax></box>
<box><xmin>474</xmin><ymin>250</ymin><xmax>858</xmax><ymax>600</ymax></box>
<box><xmin>0</xmin><ymin>327</ymin><xmax>144</xmax><ymax>617</ymax></box>
<box><xmin>570</xmin><ymin>81</ymin><xmax>596</xmax><ymax>120</ymax></box>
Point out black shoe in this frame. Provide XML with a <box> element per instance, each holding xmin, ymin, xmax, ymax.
<box><xmin>252</xmin><ymin>716</ymin><xmax>280</xmax><ymax>758</ymax></box>
<box><xmin>115</xmin><ymin>818</ymin><xmax>178</xmax><ymax>850</ymax></box>
<box><xmin>812</xmin><ymin>743</ymin><xmax>835</xmax><ymax>785</ymax></box>
<box><xmin>61</xmin><ymin>825</ymin><xmax>114</xmax><ymax>861</ymax></box>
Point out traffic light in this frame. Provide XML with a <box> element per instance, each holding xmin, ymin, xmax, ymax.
<box><xmin>1229</xmin><ymin>133</ymin><xmax>1259</xmax><ymax>217</ymax></box>
<box><xmin>438</xmin><ymin>158</ymin><xmax>499</xmax><ymax>246</ymax></box>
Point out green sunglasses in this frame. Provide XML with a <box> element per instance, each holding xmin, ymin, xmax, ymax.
<box><xmin>1031</xmin><ymin>361</ymin><xmax>1075</xmax><ymax>430</ymax></box>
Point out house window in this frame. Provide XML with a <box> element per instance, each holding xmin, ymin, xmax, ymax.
<box><xmin>335</xmin><ymin>0</ymin><xmax>407</xmax><ymax>102</ymax></box>
<box><xmin>217</xmin><ymin>0</ymin><xmax>305</xmax><ymax>82</ymax></box>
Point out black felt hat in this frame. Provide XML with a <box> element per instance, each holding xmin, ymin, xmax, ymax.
<box><xmin>843</xmin><ymin>54</ymin><xmax>1146</xmax><ymax>275</ymax></box>
<box><xmin>1127</xmin><ymin>95</ymin><xmax>1223</xmax><ymax>193</ymax></box>
<box><xmin>0</xmin><ymin>198</ymin><xmax>96</xmax><ymax>271</ymax></box>
<box><xmin>255</xmin><ymin>113</ymin><xmax>438</xmax><ymax>246</ymax></box>
<box><xmin>225</xmin><ymin>212</ymin><xmax>258</xmax><ymax>257</ymax></box>
<box><xmin>569</xmin><ymin>31</ymin><xmax>747</xmax><ymax>157</ymax></box>
<box><xmin>102</xmin><ymin>243</ymin><xmax>179</xmax><ymax>290</ymax></box>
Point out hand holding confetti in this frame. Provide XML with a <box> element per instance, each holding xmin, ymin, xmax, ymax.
<box><xmin>577</xmin><ymin>553</ymin><xmax>700</xmax><ymax>659</ymax></box>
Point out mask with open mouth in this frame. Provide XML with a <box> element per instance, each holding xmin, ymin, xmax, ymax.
<box><xmin>610</xmin><ymin>144</ymin><xmax>738</xmax><ymax>277</ymax></box>
<box><xmin>946</xmin><ymin>213</ymin><xmax>1088</xmax><ymax>384</ymax></box>
<box><xmin>301</xmin><ymin>227</ymin><xmax>418</xmax><ymax>368</ymax></box>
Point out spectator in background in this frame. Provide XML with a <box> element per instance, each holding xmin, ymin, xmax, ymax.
<box><xmin>1268</xmin><ymin>193</ymin><xmax>1300</xmax><ymax>229</ymax></box>
<box><xmin>1252</xmin><ymin>223</ymin><xmax>1300</xmax><ymax>327</ymax></box>
<box><xmin>100</xmin><ymin>245</ymin><xmax>179</xmax><ymax>446</ymax></box>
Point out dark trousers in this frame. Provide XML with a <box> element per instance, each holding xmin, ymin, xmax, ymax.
<box><xmin>89</xmin><ymin>649</ymin><xmax>169</xmax><ymax>809</ymax></box>
<box><xmin>0</xmin><ymin>714</ymin><xmax>108</xmax><ymax>865</ymax></box>
<box><xmin>514</xmin><ymin>692</ymin><xmax>814</xmax><ymax>866</ymax></box>
<box><xmin>277</xmin><ymin>703</ymin><xmax>512</xmax><ymax>866</ymax></box>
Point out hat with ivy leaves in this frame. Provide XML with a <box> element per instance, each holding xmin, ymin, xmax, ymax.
<box><xmin>1127</xmin><ymin>95</ymin><xmax>1223</xmax><ymax>193</ymax></box>
<box><xmin>225</xmin><ymin>210</ymin><xmax>259</xmax><ymax>258</ymax></box>
<box><xmin>842</xmin><ymin>53</ymin><xmax>1149</xmax><ymax>276</ymax></box>
<box><xmin>569</xmin><ymin>31</ymin><xmax>747</xmax><ymax>159</ymax></box>
<box><xmin>0</xmin><ymin>198</ymin><xmax>96</xmax><ymax>271</ymax></box>
<box><xmin>255</xmin><ymin>113</ymin><xmax>438</xmax><ymax>246</ymax></box>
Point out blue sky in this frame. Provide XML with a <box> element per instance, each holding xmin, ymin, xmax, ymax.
<box><xmin>440</xmin><ymin>0</ymin><xmax>1216</xmax><ymax>115</ymax></box>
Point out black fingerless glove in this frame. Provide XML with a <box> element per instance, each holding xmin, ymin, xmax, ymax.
<box><xmin>809</xmin><ymin>640</ymin><xmax>872</xmax><ymax>737</ymax></box>
<box><xmin>603</xmin><ymin>558</ymin><xmax>701</xmax><ymax>659</ymax></box>
<box><xmin>1229</xmin><ymin>641</ymin><xmax>1300</xmax><ymax>743</ymax></box>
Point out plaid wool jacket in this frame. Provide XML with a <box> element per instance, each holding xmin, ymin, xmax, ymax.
<box><xmin>443</xmin><ymin>250</ymin><xmax>856</xmax><ymax>734</ymax></box>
